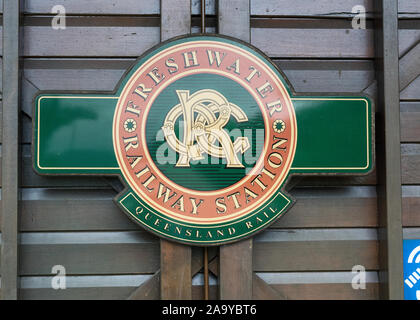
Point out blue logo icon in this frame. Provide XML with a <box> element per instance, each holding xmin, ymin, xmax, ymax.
<box><xmin>403</xmin><ymin>240</ymin><xmax>420</xmax><ymax>300</ymax></box>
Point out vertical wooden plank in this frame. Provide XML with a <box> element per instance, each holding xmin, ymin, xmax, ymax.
<box><xmin>160</xmin><ymin>240</ymin><xmax>192</xmax><ymax>300</ymax></box>
<box><xmin>159</xmin><ymin>0</ymin><xmax>192</xmax><ymax>300</ymax></box>
<box><xmin>218</xmin><ymin>0</ymin><xmax>253</xmax><ymax>300</ymax></box>
<box><xmin>161</xmin><ymin>0</ymin><xmax>191</xmax><ymax>40</ymax></box>
<box><xmin>1</xmin><ymin>0</ymin><xmax>22</xmax><ymax>300</ymax></box>
<box><xmin>374</xmin><ymin>0</ymin><xmax>404</xmax><ymax>299</ymax></box>
<box><xmin>218</xmin><ymin>0</ymin><xmax>250</xmax><ymax>42</ymax></box>
<box><xmin>219</xmin><ymin>240</ymin><xmax>253</xmax><ymax>299</ymax></box>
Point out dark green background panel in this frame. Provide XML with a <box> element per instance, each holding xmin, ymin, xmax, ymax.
<box><xmin>33</xmin><ymin>95</ymin><xmax>372</xmax><ymax>176</ymax></box>
<box><xmin>291</xmin><ymin>97</ymin><xmax>372</xmax><ymax>174</ymax></box>
<box><xmin>34</xmin><ymin>95</ymin><xmax>120</xmax><ymax>174</ymax></box>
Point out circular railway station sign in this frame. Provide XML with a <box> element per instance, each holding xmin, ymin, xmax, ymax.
<box><xmin>33</xmin><ymin>34</ymin><xmax>372</xmax><ymax>246</ymax></box>
<box><xmin>112</xmin><ymin>35</ymin><xmax>297</xmax><ymax>244</ymax></box>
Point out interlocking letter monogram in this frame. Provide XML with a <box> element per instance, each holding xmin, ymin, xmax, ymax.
<box><xmin>162</xmin><ymin>89</ymin><xmax>250</xmax><ymax>167</ymax></box>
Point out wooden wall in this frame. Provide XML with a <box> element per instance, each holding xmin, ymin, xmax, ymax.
<box><xmin>0</xmin><ymin>0</ymin><xmax>419</xmax><ymax>300</ymax></box>
<box><xmin>400</xmin><ymin>0</ymin><xmax>420</xmax><ymax>287</ymax></box>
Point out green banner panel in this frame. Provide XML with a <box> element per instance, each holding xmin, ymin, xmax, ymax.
<box><xmin>34</xmin><ymin>95</ymin><xmax>372</xmax><ymax>175</ymax></box>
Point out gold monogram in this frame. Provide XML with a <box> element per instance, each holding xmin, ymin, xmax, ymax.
<box><xmin>162</xmin><ymin>89</ymin><xmax>250</xmax><ymax>168</ymax></box>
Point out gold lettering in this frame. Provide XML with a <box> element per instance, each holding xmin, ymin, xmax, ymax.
<box><xmin>165</xmin><ymin>57</ymin><xmax>179</xmax><ymax>74</ymax></box>
<box><xmin>171</xmin><ymin>195</ymin><xmax>185</xmax><ymax>212</ymax></box>
<box><xmin>272</xmin><ymin>136</ymin><xmax>287</xmax><ymax>151</ymax></box>
<box><xmin>123</xmin><ymin>135</ymin><xmax>138</xmax><ymax>152</ymax></box>
<box><xmin>147</xmin><ymin>67</ymin><xmax>165</xmax><ymax>85</ymax></box>
<box><xmin>251</xmin><ymin>174</ymin><xmax>267</xmax><ymax>191</ymax></box>
<box><xmin>215</xmin><ymin>197</ymin><xmax>227</xmax><ymax>214</ymax></box>
<box><xmin>226</xmin><ymin>58</ymin><xmax>240</xmax><ymax>74</ymax></box>
<box><xmin>245</xmin><ymin>221</ymin><xmax>253</xmax><ymax>229</ymax></box>
<box><xmin>206</xmin><ymin>50</ymin><xmax>226</xmax><ymax>67</ymax></box>
<box><xmin>135</xmin><ymin>165</ymin><xmax>150</xmax><ymax>178</ymax></box>
<box><xmin>257</xmin><ymin>81</ymin><xmax>273</xmax><ymax>98</ymax></box>
<box><xmin>133</xmin><ymin>84</ymin><xmax>152</xmax><ymax>100</ymax></box>
<box><xmin>244</xmin><ymin>187</ymin><xmax>258</xmax><ymax>203</ymax></box>
<box><xmin>245</xmin><ymin>66</ymin><xmax>260</xmax><ymax>82</ymax></box>
<box><xmin>135</xmin><ymin>206</ymin><xmax>143</xmax><ymax>215</ymax></box>
<box><xmin>261</xmin><ymin>166</ymin><xmax>275</xmax><ymax>180</ymax></box>
<box><xmin>190</xmin><ymin>198</ymin><xmax>204</xmax><ymax>215</ymax></box>
<box><xmin>227</xmin><ymin>192</ymin><xmax>241</xmax><ymax>209</ymax></box>
<box><xmin>125</xmin><ymin>101</ymin><xmax>141</xmax><ymax>116</ymax></box>
<box><xmin>183</xmin><ymin>51</ymin><xmax>199</xmax><ymax>68</ymax></box>
<box><xmin>157</xmin><ymin>183</ymin><xmax>177</xmax><ymax>203</ymax></box>
<box><xmin>127</xmin><ymin>155</ymin><xmax>142</xmax><ymax>169</ymax></box>
<box><xmin>266</xmin><ymin>99</ymin><xmax>282</xmax><ymax>116</ymax></box>
<box><xmin>268</xmin><ymin>152</ymin><xmax>283</xmax><ymax>169</ymax></box>
<box><xmin>142</xmin><ymin>174</ymin><xmax>156</xmax><ymax>192</ymax></box>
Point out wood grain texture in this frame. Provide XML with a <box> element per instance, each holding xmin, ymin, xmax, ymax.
<box><xmin>22</xmin><ymin>26</ymin><xmax>160</xmax><ymax>57</ymax></box>
<box><xmin>16</xmin><ymin>187</ymin><xmax>378</xmax><ymax>232</ymax></box>
<box><xmin>8</xmin><ymin>0</ymin><xmax>419</xmax><ymax>301</ymax></box>
<box><xmin>21</xmin><ymin>58</ymin><xmax>375</xmax><ymax>92</ymax></box>
<box><xmin>161</xmin><ymin>0</ymin><xmax>190</xmax><ymax>40</ymax></box>
<box><xmin>5</xmin><ymin>58</ymin><xmax>382</xmax><ymax>144</ymax></box>
<box><xmin>217</xmin><ymin>0</ymin><xmax>254</xmax><ymax>301</ymax></box>
<box><xmin>219</xmin><ymin>239</ymin><xmax>253</xmax><ymax>300</ymax></box>
<box><xmin>160</xmin><ymin>240</ymin><xmax>192</xmax><ymax>300</ymax></box>
<box><xmin>16</xmin><ymin>282</ymin><xmax>378</xmax><ymax>300</ymax></box>
<box><xmin>22</xmin><ymin>0</ymin><xmax>161</xmax><ymax>15</ymax></box>
<box><xmin>252</xmin><ymin>27</ymin><xmax>373</xmax><ymax>58</ymax></box>
<box><xmin>125</xmin><ymin>245</ymin><xmax>216</xmax><ymax>300</ymax></box>
<box><xmin>401</xmin><ymin>77</ymin><xmax>420</xmax><ymax>100</ymax></box>
<box><xmin>374</xmin><ymin>0</ymin><xmax>404</xmax><ymax>300</ymax></box>
<box><xmin>401</xmin><ymin>144</ymin><xmax>420</xmax><ymax>185</ymax></box>
<box><xmin>399</xmin><ymin>42</ymin><xmax>420</xmax><ymax>91</ymax></box>
<box><xmin>403</xmin><ymin>199</ymin><xmax>420</xmax><ymax>226</ymax></box>
<box><xmin>294</xmin><ymin>169</ymin><xmax>377</xmax><ymax>186</ymax></box>
<box><xmin>399</xmin><ymin>0</ymin><xmax>420</xmax><ymax>17</ymax></box>
<box><xmin>219</xmin><ymin>0</ymin><xmax>250</xmax><ymax>42</ymax></box>
<box><xmin>270</xmin><ymin>283</ymin><xmax>378</xmax><ymax>300</ymax></box>
<box><xmin>20</xmin><ymin>151</ymin><xmax>110</xmax><ymax>187</ymax></box>
<box><xmin>202</xmin><ymin>249</ymin><xmax>377</xmax><ymax>300</ymax></box>
<box><xmin>191</xmin><ymin>285</ymin><xmax>218</xmax><ymax>300</ymax></box>
<box><xmin>157</xmin><ymin>0</ymin><xmax>193</xmax><ymax>301</ymax></box>
<box><xmin>127</xmin><ymin>271</ymin><xmax>160</xmax><ymax>300</ymax></box>
<box><xmin>18</xmin><ymin>285</ymin><xmax>219</xmax><ymax>300</ymax></box>
<box><xmin>14</xmin><ymin>0</ymin><xmax>420</xmax><ymax>18</ymax></box>
<box><xmin>401</xmin><ymin>102</ymin><xmax>420</xmax><ymax>143</ymax></box>
<box><xmin>1</xmin><ymin>0</ymin><xmax>22</xmax><ymax>300</ymax></box>
<box><xmin>252</xmin><ymin>274</ymin><xmax>285</xmax><ymax>300</ymax></box>
<box><xmin>252</xmin><ymin>0</ymin><xmax>419</xmax><ymax>18</ymax></box>
<box><xmin>273</xmin><ymin>188</ymin><xmax>378</xmax><ymax>228</ymax></box>
<box><xmin>20</xmin><ymin>287</ymin><xmax>140</xmax><ymax>300</ymax></box>
<box><xmin>403</xmin><ymin>187</ymin><xmax>420</xmax><ymax>227</ymax></box>
<box><xmin>207</xmin><ymin>258</ymin><xmax>285</xmax><ymax>300</ymax></box>
<box><xmin>253</xmin><ymin>240</ymin><xmax>378</xmax><ymax>272</ymax></box>
<box><xmin>0</xmin><ymin>26</ymin><xmax>411</xmax><ymax>58</ymax></box>
<box><xmin>20</xmin><ymin>242</ymin><xmax>160</xmax><ymax>275</ymax></box>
